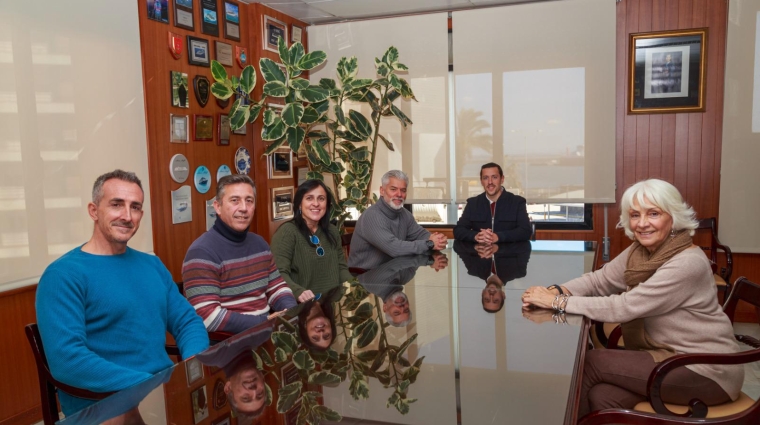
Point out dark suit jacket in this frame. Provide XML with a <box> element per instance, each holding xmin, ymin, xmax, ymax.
<box><xmin>453</xmin><ymin>240</ymin><xmax>532</xmax><ymax>284</ymax></box>
<box><xmin>453</xmin><ymin>188</ymin><xmax>532</xmax><ymax>242</ymax></box>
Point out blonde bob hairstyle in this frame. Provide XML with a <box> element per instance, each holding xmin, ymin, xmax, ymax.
<box><xmin>617</xmin><ymin>179</ymin><xmax>699</xmax><ymax>240</ymax></box>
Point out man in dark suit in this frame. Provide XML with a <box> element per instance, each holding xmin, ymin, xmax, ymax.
<box><xmin>454</xmin><ymin>162</ymin><xmax>532</xmax><ymax>243</ymax></box>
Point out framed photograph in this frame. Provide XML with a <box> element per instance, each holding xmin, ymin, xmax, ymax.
<box><xmin>185</xmin><ymin>357</ymin><xmax>204</xmax><ymax>386</ymax></box>
<box><xmin>291</xmin><ymin>25</ymin><xmax>303</xmax><ymax>44</ymax></box>
<box><xmin>200</xmin><ymin>0</ymin><xmax>219</xmax><ymax>36</ymax></box>
<box><xmin>170</xmin><ymin>71</ymin><xmax>190</xmax><ymax>108</ymax></box>
<box><xmin>628</xmin><ymin>28</ymin><xmax>707</xmax><ymax>114</ymax></box>
<box><xmin>174</xmin><ymin>0</ymin><xmax>194</xmax><ymax>30</ymax></box>
<box><xmin>190</xmin><ymin>385</ymin><xmax>209</xmax><ymax>424</ymax></box>
<box><xmin>187</xmin><ymin>36</ymin><xmax>210</xmax><ymax>67</ymax></box>
<box><xmin>263</xmin><ymin>15</ymin><xmax>287</xmax><ymax>53</ymax></box>
<box><xmin>271</xmin><ymin>186</ymin><xmax>295</xmax><ymax>221</ymax></box>
<box><xmin>268</xmin><ymin>147</ymin><xmax>293</xmax><ymax>179</ymax></box>
<box><xmin>147</xmin><ymin>0</ymin><xmax>169</xmax><ymax>23</ymax></box>
<box><xmin>223</xmin><ymin>1</ymin><xmax>240</xmax><ymax>41</ymax></box>
<box><xmin>215</xmin><ymin>41</ymin><xmax>233</xmax><ymax>67</ymax></box>
<box><xmin>211</xmin><ymin>413</ymin><xmax>231</xmax><ymax>425</ymax></box>
<box><xmin>194</xmin><ymin>115</ymin><xmax>213</xmax><ymax>141</ymax></box>
<box><xmin>170</xmin><ymin>114</ymin><xmax>189</xmax><ymax>143</ymax></box>
<box><xmin>218</xmin><ymin>114</ymin><xmax>230</xmax><ymax>145</ymax></box>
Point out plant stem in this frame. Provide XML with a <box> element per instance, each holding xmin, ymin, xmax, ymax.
<box><xmin>366</xmin><ymin>84</ymin><xmax>387</xmax><ymax>203</ymax></box>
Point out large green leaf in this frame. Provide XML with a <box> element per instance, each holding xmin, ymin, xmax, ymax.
<box><xmin>274</xmin><ymin>347</ymin><xmax>288</xmax><ymax>363</ymax></box>
<box><xmin>307</xmin><ymin>130</ymin><xmax>328</xmax><ymax>139</ymax></box>
<box><xmin>391</xmin><ymin>104</ymin><xmax>413</xmax><ymax>127</ymax></box>
<box><xmin>311</xmin><ymin>139</ymin><xmax>331</xmax><ymax>165</ymax></box>
<box><xmin>259</xmin><ymin>58</ymin><xmax>287</xmax><ymax>83</ymax></box>
<box><xmin>297</xmin><ymin>51</ymin><xmax>327</xmax><ymax>70</ymax></box>
<box><xmin>397</xmin><ymin>334</ymin><xmax>418</xmax><ymax>359</ymax></box>
<box><xmin>376</xmin><ymin>62</ymin><xmax>391</xmax><ymax>78</ymax></box>
<box><xmin>263</xmin><ymin>137</ymin><xmax>287</xmax><ymax>155</ymax></box>
<box><xmin>263</xmin><ymin>108</ymin><xmax>275</xmax><ymax>126</ymax></box>
<box><xmin>265</xmin><ymin>383</ymin><xmax>273</xmax><ymax>407</ymax></box>
<box><xmin>306</xmin><ymin>171</ymin><xmax>324</xmax><ymax>181</ymax></box>
<box><xmin>239</xmin><ymin>66</ymin><xmax>256</xmax><ymax>94</ymax></box>
<box><xmin>349</xmin><ymin>186</ymin><xmax>363</xmax><ymax>199</ymax></box>
<box><xmin>293</xmin><ymin>350</ymin><xmax>315</xmax><ymax>371</ymax></box>
<box><xmin>354</xmin><ymin>302</ymin><xmax>373</xmax><ymax>320</ymax></box>
<box><xmin>397</xmin><ymin>77</ymin><xmax>416</xmax><ymax>99</ymax></box>
<box><xmin>229</xmin><ymin>100</ymin><xmax>250</xmax><ymax>130</ymax></box>
<box><xmin>349</xmin><ymin>370</ymin><xmax>369</xmax><ymax>400</ymax></box>
<box><xmin>247</xmin><ymin>104</ymin><xmax>263</xmax><ymax>124</ymax></box>
<box><xmin>257</xmin><ymin>347</ymin><xmax>274</xmax><ymax>367</ymax></box>
<box><xmin>355</xmin><ymin>349</ymin><xmax>379</xmax><ymax>362</ymax></box>
<box><xmin>272</xmin><ymin>331</ymin><xmax>298</xmax><ymax>354</ymax></box>
<box><xmin>301</xmin><ymin>106</ymin><xmax>319</xmax><ymax>124</ymax></box>
<box><xmin>281</xmin><ymin>103</ymin><xmax>305</xmax><ymax>127</ymax></box>
<box><xmin>355</xmin><ymin>319</ymin><xmax>379</xmax><ymax>348</ymax></box>
<box><xmin>298</xmin><ymin>86</ymin><xmax>329</xmax><ymax>103</ymax></box>
<box><xmin>262</xmin><ymin>117</ymin><xmax>286</xmax><ymax>141</ymax></box>
<box><xmin>319</xmin><ymin>78</ymin><xmax>337</xmax><ymax>91</ymax></box>
<box><xmin>290</xmin><ymin>78</ymin><xmax>310</xmax><ymax>90</ymax></box>
<box><xmin>264</xmin><ymin>81</ymin><xmax>288</xmax><ymax>97</ymax></box>
<box><xmin>286</xmin><ymin>126</ymin><xmax>305</xmax><ymax>152</ymax></box>
<box><xmin>378</xmin><ymin>133</ymin><xmax>395</xmax><ymax>151</ymax></box>
<box><xmin>277</xmin><ymin>36</ymin><xmax>290</xmax><ymax>66</ymax></box>
<box><xmin>210</xmin><ymin>60</ymin><xmax>228</xmax><ymax>83</ymax></box>
<box><xmin>312</xmin><ymin>99</ymin><xmax>330</xmax><ymax>116</ymax></box>
<box><xmin>308</xmin><ymin>371</ymin><xmax>341</xmax><ymax>387</ymax></box>
<box><xmin>334</xmin><ymin>105</ymin><xmax>346</xmax><ymax>125</ymax></box>
<box><xmin>211</xmin><ymin>82</ymin><xmax>234</xmax><ymax>100</ymax></box>
<box><xmin>276</xmin><ymin>381</ymin><xmax>302</xmax><ymax>413</ymax></box>
<box><xmin>349</xmin><ymin>78</ymin><xmax>373</xmax><ymax>90</ymax></box>
<box><xmin>382</xmin><ymin>46</ymin><xmax>399</xmax><ymax>66</ymax></box>
<box><xmin>288</xmin><ymin>42</ymin><xmax>305</xmax><ymax>66</ymax></box>
<box><xmin>314</xmin><ymin>405</ymin><xmax>342</xmax><ymax>421</ymax></box>
<box><xmin>393</xmin><ymin>62</ymin><xmax>409</xmax><ymax>71</ymax></box>
<box><xmin>337</xmin><ymin>57</ymin><xmax>358</xmax><ymax>82</ymax></box>
<box><xmin>350</xmin><ymin>147</ymin><xmax>370</xmax><ymax>161</ymax></box>
<box><xmin>324</xmin><ymin>160</ymin><xmax>342</xmax><ymax>174</ymax></box>
<box><xmin>389</xmin><ymin>73</ymin><xmax>402</xmax><ymax>92</ymax></box>
<box><xmin>348</xmin><ymin>110</ymin><xmax>372</xmax><ymax>139</ymax></box>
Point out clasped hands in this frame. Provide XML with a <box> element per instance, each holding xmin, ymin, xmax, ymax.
<box><xmin>474</xmin><ymin>228</ymin><xmax>499</xmax><ymax>244</ymax></box>
<box><xmin>521</xmin><ymin>286</ymin><xmax>561</xmax><ymax>310</ymax></box>
<box><xmin>428</xmin><ymin>232</ymin><xmax>447</xmax><ymax>250</ymax></box>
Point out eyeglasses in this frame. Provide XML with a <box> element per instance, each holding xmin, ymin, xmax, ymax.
<box><xmin>309</xmin><ymin>234</ymin><xmax>325</xmax><ymax>257</ymax></box>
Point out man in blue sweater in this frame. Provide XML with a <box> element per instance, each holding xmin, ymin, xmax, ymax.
<box><xmin>453</xmin><ymin>163</ymin><xmax>532</xmax><ymax>243</ymax></box>
<box><xmin>35</xmin><ymin>170</ymin><xmax>209</xmax><ymax>416</ymax></box>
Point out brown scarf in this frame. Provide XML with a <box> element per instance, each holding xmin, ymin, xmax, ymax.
<box><xmin>620</xmin><ymin>229</ymin><xmax>692</xmax><ymax>362</ymax></box>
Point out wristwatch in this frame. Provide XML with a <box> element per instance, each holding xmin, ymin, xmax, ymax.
<box><xmin>426</xmin><ymin>240</ymin><xmax>435</xmax><ymax>250</ymax></box>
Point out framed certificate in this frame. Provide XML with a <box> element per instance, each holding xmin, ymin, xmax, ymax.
<box><xmin>263</xmin><ymin>15</ymin><xmax>287</xmax><ymax>53</ymax></box>
<box><xmin>215</xmin><ymin>41</ymin><xmax>233</xmax><ymax>67</ymax></box>
<box><xmin>291</xmin><ymin>25</ymin><xmax>303</xmax><ymax>44</ymax></box>
<box><xmin>268</xmin><ymin>147</ymin><xmax>292</xmax><ymax>179</ymax></box>
<box><xmin>174</xmin><ymin>0</ymin><xmax>194</xmax><ymax>30</ymax></box>
<box><xmin>187</xmin><ymin>36</ymin><xmax>210</xmax><ymax>67</ymax></box>
<box><xmin>218</xmin><ymin>114</ymin><xmax>231</xmax><ymax>145</ymax></box>
<box><xmin>271</xmin><ymin>186</ymin><xmax>294</xmax><ymax>221</ymax></box>
<box><xmin>194</xmin><ymin>115</ymin><xmax>213</xmax><ymax>141</ymax></box>
<box><xmin>223</xmin><ymin>1</ymin><xmax>240</xmax><ymax>41</ymax></box>
<box><xmin>170</xmin><ymin>114</ymin><xmax>189</xmax><ymax>143</ymax></box>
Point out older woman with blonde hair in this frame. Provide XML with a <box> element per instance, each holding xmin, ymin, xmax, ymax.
<box><xmin>521</xmin><ymin>179</ymin><xmax>743</xmax><ymax>417</ymax></box>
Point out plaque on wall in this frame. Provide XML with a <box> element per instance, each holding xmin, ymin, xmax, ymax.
<box><xmin>200</xmin><ymin>0</ymin><xmax>219</xmax><ymax>37</ymax></box>
<box><xmin>191</xmin><ymin>385</ymin><xmax>209</xmax><ymax>424</ymax></box>
<box><xmin>171</xmin><ymin>71</ymin><xmax>190</xmax><ymax>108</ymax></box>
<box><xmin>212</xmin><ymin>379</ymin><xmax>227</xmax><ymax>409</ymax></box>
<box><xmin>147</xmin><ymin>0</ymin><xmax>169</xmax><ymax>24</ymax></box>
<box><xmin>223</xmin><ymin>1</ymin><xmax>240</xmax><ymax>41</ymax></box>
<box><xmin>268</xmin><ymin>147</ymin><xmax>293</xmax><ymax>179</ymax></box>
<box><xmin>193</xmin><ymin>75</ymin><xmax>210</xmax><ymax>107</ymax></box>
<box><xmin>235</xmin><ymin>46</ymin><xmax>247</xmax><ymax>67</ymax></box>
<box><xmin>170</xmin><ymin>114</ymin><xmax>189</xmax><ymax>143</ymax></box>
<box><xmin>174</xmin><ymin>0</ymin><xmax>194</xmax><ymax>30</ymax></box>
<box><xmin>272</xmin><ymin>186</ymin><xmax>295</xmax><ymax>221</ymax></box>
<box><xmin>194</xmin><ymin>165</ymin><xmax>212</xmax><ymax>194</ymax></box>
<box><xmin>215</xmin><ymin>41</ymin><xmax>233</xmax><ymax>67</ymax></box>
<box><xmin>168</xmin><ymin>31</ymin><xmax>183</xmax><ymax>59</ymax></box>
<box><xmin>234</xmin><ymin>146</ymin><xmax>251</xmax><ymax>174</ymax></box>
<box><xmin>291</xmin><ymin>25</ymin><xmax>303</xmax><ymax>44</ymax></box>
<box><xmin>218</xmin><ymin>114</ymin><xmax>231</xmax><ymax>146</ymax></box>
<box><xmin>194</xmin><ymin>114</ymin><xmax>213</xmax><ymax>141</ymax></box>
<box><xmin>216</xmin><ymin>96</ymin><xmax>230</xmax><ymax>110</ymax></box>
<box><xmin>263</xmin><ymin>15</ymin><xmax>287</xmax><ymax>53</ymax></box>
<box><xmin>216</xmin><ymin>164</ymin><xmax>232</xmax><ymax>181</ymax></box>
<box><xmin>169</xmin><ymin>154</ymin><xmax>190</xmax><ymax>183</ymax></box>
<box><xmin>172</xmin><ymin>185</ymin><xmax>192</xmax><ymax>224</ymax></box>
<box><xmin>185</xmin><ymin>357</ymin><xmax>204</xmax><ymax>386</ymax></box>
<box><xmin>187</xmin><ymin>36</ymin><xmax>210</xmax><ymax>67</ymax></box>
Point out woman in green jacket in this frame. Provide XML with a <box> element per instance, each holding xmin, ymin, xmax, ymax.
<box><xmin>272</xmin><ymin>179</ymin><xmax>353</xmax><ymax>302</ymax></box>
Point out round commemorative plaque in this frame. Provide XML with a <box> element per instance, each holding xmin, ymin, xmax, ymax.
<box><xmin>194</xmin><ymin>165</ymin><xmax>212</xmax><ymax>194</ymax></box>
<box><xmin>216</xmin><ymin>164</ymin><xmax>232</xmax><ymax>182</ymax></box>
<box><xmin>169</xmin><ymin>154</ymin><xmax>190</xmax><ymax>183</ymax></box>
<box><xmin>234</xmin><ymin>147</ymin><xmax>251</xmax><ymax>174</ymax></box>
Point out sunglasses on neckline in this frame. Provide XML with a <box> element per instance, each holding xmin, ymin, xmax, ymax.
<box><xmin>309</xmin><ymin>234</ymin><xmax>325</xmax><ymax>257</ymax></box>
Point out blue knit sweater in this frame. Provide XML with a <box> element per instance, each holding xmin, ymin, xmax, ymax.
<box><xmin>36</xmin><ymin>246</ymin><xmax>209</xmax><ymax>415</ymax></box>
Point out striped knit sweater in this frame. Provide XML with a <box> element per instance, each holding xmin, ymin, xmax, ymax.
<box><xmin>182</xmin><ymin>220</ymin><xmax>296</xmax><ymax>333</ymax></box>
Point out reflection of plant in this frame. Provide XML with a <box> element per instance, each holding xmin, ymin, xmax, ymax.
<box><xmin>254</xmin><ymin>281</ymin><xmax>423</xmax><ymax>424</ymax></box>
<box><xmin>209</xmin><ymin>37</ymin><xmax>415</xmax><ymax>231</ymax></box>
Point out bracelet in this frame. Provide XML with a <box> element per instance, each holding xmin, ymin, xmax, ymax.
<box><xmin>552</xmin><ymin>312</ymin><xmax>567</xmax><ymax>324</ymax></box>
<box><xmin>547</xmin><ymin>284</ymin><xmax>564</xmax><ymax>295</ymax></box>
<box><xmin>551</xmin><ymin>295</ymin><xmax>561</xmax><ymax>311</ymax></box>
<box><xmin>552</xmin><ymin>294</ymin><xmax>571</xmax><ymax>313</ymax></box>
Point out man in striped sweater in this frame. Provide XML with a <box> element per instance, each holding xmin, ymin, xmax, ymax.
<box><xmin>182</xmin><ymin>175</ymin><xmax>296</xmax><ymax>334</ymax></box>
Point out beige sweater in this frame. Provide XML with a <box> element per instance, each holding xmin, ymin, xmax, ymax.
<box><xmin>564</xmin><ymin>245</ymin><xmax>744</xmax><ymax>400</ymax></box>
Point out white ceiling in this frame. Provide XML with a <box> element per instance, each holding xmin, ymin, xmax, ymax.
<box><xmin>239</xmin><ymin>0</ymin><xmax>556</xmax><ymax>25</ymax></box>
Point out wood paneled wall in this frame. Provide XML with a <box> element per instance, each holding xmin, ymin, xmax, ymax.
<box><xmin>137</xmin><ymin>2</ymin><xmax>306</xmax><ymax>280</ymax></box>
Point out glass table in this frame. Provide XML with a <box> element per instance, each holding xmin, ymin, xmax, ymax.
<box><xmin>60</xmin><ymin>240</ymin><xmax>597</xmax><ymax>425</ymax></box>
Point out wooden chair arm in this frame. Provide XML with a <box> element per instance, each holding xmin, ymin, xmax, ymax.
<box><xmin>647</xmin><ymin>349</ymin><xmax>760</xmax><ymax>418</ymax></box>
<box><xmin>713</xmin><ymin>241</ymin><xmax>733</xmax><ymax>282</ymax></box>
<box><xmin>606</xmin><ymin>325</ymin><xmax>623</xmax><ymax>349</ymax></box>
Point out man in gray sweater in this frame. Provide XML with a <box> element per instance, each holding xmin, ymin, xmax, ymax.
<box><xmin>348</xmin><ymin>170</ymin><xmax>447</xmax><ymax>270</ymax></box>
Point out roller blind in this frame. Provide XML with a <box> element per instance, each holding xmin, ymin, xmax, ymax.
<box><xmin>719</xmin><ymin>0</ymin><xmax>760</xmax><ymax>253</ymax></box>
<box><xmin>308</xmin><ymin>13</ymin><xmax>450</xmax><ymax>203</ymax></box>
<box><xmin>452</xmin><ymin>0</ymin><xmax>616</xmax><ymax>203</ymax></box>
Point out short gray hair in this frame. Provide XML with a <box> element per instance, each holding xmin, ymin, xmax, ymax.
<box><xmin>383</xmin><ymin>290</ymin><xmax>413</xmax><ymax>327</ymax></box>
<box><xmin>217</xmin><ymin>174</ymin><xmax>256</xmax><ymax>203</ymax></box>
<box><xmin>381</xmin><ymin>170</ymin><xmax>408</xmax><ymax>187</ymax></box>
<box><xmin>617</xmin><ymin>179</ymin><xmax>698</xmax><ymax>239</ymax></box>
<box><xmin>92</xmin><ymin>170</ymin><xmax>143</xmax><ymax>204</ymax></box>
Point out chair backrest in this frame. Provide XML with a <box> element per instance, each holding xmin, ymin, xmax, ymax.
<box><xmin>25</xmin><ymin>323</ymin><xmax>113</xmax><ymax>425</ymax></box>
<box><xmin>341</xmin><ymin>232</ymin><xmax>353</xmax><ymax>257</ymax></box>
<box><xmin>696</xmin><ymin>218</ymin><xmax>719</xmax><ymax>263</ymax></box>
<box><xmin>723</xmin><ymin>277</ymin><xmax>760</xmax><ymax>328</ymax></box>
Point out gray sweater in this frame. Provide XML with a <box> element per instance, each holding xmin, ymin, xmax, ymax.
<box><xmin>564</xmin><ymin>245</ymin><xmax>744</xmax><ymax>400</ymax></box>
<box><xmin>348</xmin><ymin>197</ymin><xmax>431</xmax><ymax>269</ymax></box>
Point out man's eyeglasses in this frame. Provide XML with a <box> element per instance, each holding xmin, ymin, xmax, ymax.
<box><xmin>309</xmin><ymin>234</ymin><xmax>325</xmax><ymax>257</ymax></box>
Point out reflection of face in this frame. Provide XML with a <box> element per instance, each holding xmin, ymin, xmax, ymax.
<box><xmin>480</xmin><ymin>167</ymin><xmax>504</xmax><ymax>198</ymax></box>
<box><xmin>383</xmin><ymin>291</ymin><xmax>410</xmax><ymax>325</ymax></box>
<box><xmin>306</xmin><ymin>303</ymin><xmax>333</xmax><ymax>349</ymax></box>
<box><xmin>629</xmin><ymin>198</ymin><xmax>673</xmax><ymax>254</ymax></box>
<box><xmin>89</xmin><ymin>179</ymin><xmax>144</xmax><ymax>248</ymax></box>
<box><xmin>225</xmin><ymin>366</ymin><xmax>265</xmax><ymax>415</ymax></box>
<box><xmin>214</xmin><ymin>183</ymin><xmax>255</xmax><ymax>232</ymax></box>
<box><xmin>379</xmin><ymin>177</ymin><xmax>407</xmax><ymax>210</ymax></box>
<box><xmin>482</xmin><ymin>281</ymin><xmax>505</xmax><ymax>312</ymax></box>
<box><xmin>300</xmin><ymin>186</ymin><xmax>327</xmax><ymax>228</ymax></box>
